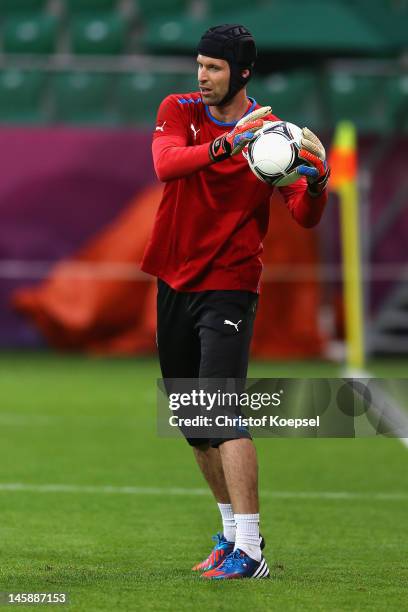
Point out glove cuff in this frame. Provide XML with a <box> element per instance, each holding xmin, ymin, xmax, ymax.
<box><xmin>209</xmin><ymin>135</ymin><xmax>230</xmax><ymax>163</ymax></box>
<box><xmin>307</xmin><ymin>166</ymin><xmax>331</xmax><ymax>197</ymax></box>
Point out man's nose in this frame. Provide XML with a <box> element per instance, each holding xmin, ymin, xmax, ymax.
<box><xmin>199</xmin><ymin>69</ymin><xmax>208</xmax><ymax>83</ymax></box>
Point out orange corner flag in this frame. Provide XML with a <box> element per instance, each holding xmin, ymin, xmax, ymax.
<box><xmin>328</xmin><ymin>120</ymin><xmax>358</xmax><ymax>191</ymax></box>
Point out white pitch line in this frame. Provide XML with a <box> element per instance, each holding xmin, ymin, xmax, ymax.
<box><xmin>0</xmin><ymin>483</ymin><xmax>407</xmax><ymax>501</ymax></box>
<box><xmin>0</xmin><ymin>413</ymin><xmax>143</xmax><ymax>427</ymax></box>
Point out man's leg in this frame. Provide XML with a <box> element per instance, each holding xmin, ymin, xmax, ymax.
<box><xmin>196</xmin><ymin>290</ymin><xmax>262</xmax><ymax>563</ymax></box>
<box><xmin>156</xmin><ymin>279</ymin><xmax>201</xmax><ymax>379</ymax></box>
<box><xmin>156</xmin><ymin>280</ymin><xmax>233</xmax><ymax>544</ymax></box>
<box><xmin>192</xmin><ymin>443</ymin><xmax>236</xmax><ymax>545</ymax></box>
<box><xmin>218</xmin><ymin>438</ymin><xmax>258</xmax><ymax>513</ymax></box>
<box><xmin>200</xmin><ymin>432</ymin><xmax>261</xmax><ymax>560</ymax></box>
<box><xmin>218</xmin><ymin>438</ymin><xmax>261</xmax><ymax>561</ymax></box>
<box><xmin>193</xmin><ymin>443</ymin><xmax>230</xmax><ymax>504</ymax></box>
<box><xmin>191</xmin><ymin>441</ymin><xmax>236</xmax><ymax>572</ymax></box>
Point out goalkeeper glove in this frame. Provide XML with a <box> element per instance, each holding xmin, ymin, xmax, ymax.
<box><xmin>296</xmin><ymin>127</ymin><xmax>330</xmax><ymax>195</ymax></box>
<box><xmin>209</xmin><ymin>106</ymin><xmax>271</xmax><ymax>163</ymax></box>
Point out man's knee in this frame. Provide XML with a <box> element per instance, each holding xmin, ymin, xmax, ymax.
<box><xmin>186</xmin><ymin>437</ymin><xmax>210</xmax><ymax>450</ymax></box>
<box><xmin>210</xmin><ymin>432</ymin><xmax>252</xmax><ymax>449</ymax></box>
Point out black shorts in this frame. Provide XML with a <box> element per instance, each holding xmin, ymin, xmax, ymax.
<box><xmin>157</xmin><ymin>278</ymin><xmax>258</xmax><ymax>448</ymax></box>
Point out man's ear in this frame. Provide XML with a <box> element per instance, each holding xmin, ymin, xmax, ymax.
<box><xmin>242</xmin><ymin>68</ymin><xmax>250</xmax><ymax>79</ymax></box>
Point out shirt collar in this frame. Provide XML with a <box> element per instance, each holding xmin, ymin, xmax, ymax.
<box><xmin>205</xmin><ymin>97</ymin><xmax>257</xmax><ymax>127</ymax></box>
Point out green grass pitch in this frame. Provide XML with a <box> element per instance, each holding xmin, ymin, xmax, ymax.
<box><xmin>0</xmin><ymin>353</ymin><xmax>407</xmax><ymax>611</ymax></box>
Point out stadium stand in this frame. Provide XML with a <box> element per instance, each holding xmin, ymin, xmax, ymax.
<box><xmin>0</xmin><ymin>69</ymin><xmax>46</xmax><ymax>123</ymax></box>
<box><xmin>134</xmin><ymin>0</ymin><xmax>188</xmax><ymax>20</ymax></box>
<box><xmin>386</xmin><ymin>74</ymin><xmax>408</xmax><ymax>131</ymax></box>
<box><xmin>141</xmin><ymin>2</ymin><xmax>392</xmax><ymax>54</ymax></box>
<box><xmin>324</xmin><ymin>73</ymin><xmax>389</xmax><ymax>134</ymax></box>
<box><xmin>0</xmin><ymin>0</ymin><xmax>47</xmax><ymax>13</ymax></box>
<box><xmin>0</xmin><ymin>0</ymin><xmax>405</xmax><ymax>130</ymax></box>
<box><xmin>249</xmin><ymin>72</ymin><xmax>323</xmax><ymax>131</ymax></box>
<box><xmin>206</xmin><ymin>0</ymin><xmax>251</xmax><ymax>13</ymax></box>
<box><xmin>3</xmin><ymin>13</ymin><xmax>59</xmax><ymax>54</ymax></box>
<box><xmin>52</xmin><ymin>71</ymin><xmax>116</xmax><ymax>124</ymax></box>
<box><xmin>117</xmin><ymin>72</ymin><xmax>176</xmax><ymax>125</ymax></box>
<box><xmin>65</xmin><ymin>0</ymin><xmax>118</xmax><ymax>12</ymax></box>
<box><xmin>70</xmin><ymin>12</ymin><xmax>128</xmax><ymax>55</ymax></box>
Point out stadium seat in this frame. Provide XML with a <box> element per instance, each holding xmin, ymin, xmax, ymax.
<box><xmin>325</xmin><ymin>73</ymin><xmax>388</xmax><ymax>133</ymax></box>
<box><xmin>385</xmin><ymin>74</ymin><xmax>408</xmax><ymax>132</ymax></box>
<box><xmin>52</xmin><ymin>72</ymin><xmax>117</xmax><ymax>124</ymax></box>
<box><xmin>0</xmin><ymin>69</ymin><xmax>46</xmax><ymax>123</ymax></box>
<box><xmin>3</xmin><ymin>14</ymin><xmax>59</xmax><ymax>54</ymax></box>
<box><xmin>135</xmin><ymin>0</ymin><xmax>188</xmax><ymax>20</ymax></box>
<box><xmin>249</xmin><ymin>72</ymin><xmax>323</xmax><ymax>131</ymax></box>
<box><xmin>206</xmin><ymin>0</ymin><xmax>253</xmax><ymax>13</ymax></box>
<box><xmin>70</xmin><ymin>13</ymin><xmax>127</xmax><ymax>55</ymax></box>
<box><xmin>0</xmin><ymin>0</ymin><xmax>46</xmax><ymax>14</ymax></box>
<box><xmin>64</xmin><ymin>0</ymin><xmax>118</xmax><ymax>13</ymax></box>
<box><xmin>117</xmin><ymin>72</ymin><xmax>176</xmax><ymax>125</ymax></box>
<box><xmin>178</xmin><ymin>73</ymin><xmax>200</xmax><ymax>93</ymax></box>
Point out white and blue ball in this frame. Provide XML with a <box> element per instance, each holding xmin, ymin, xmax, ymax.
<box><xmin>246</xmin><ymin>120</ymin><xmax>304</xmax><ymax>186</ymax></box>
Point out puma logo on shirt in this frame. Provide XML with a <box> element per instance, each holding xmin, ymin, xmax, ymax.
<box><xmin>155</xmin><ymin>121</ymin><xmax>166</xmax><ymax>132</ymax></box>
<box><xmin>190</xmin><ymin>123</ymin><xmax>200</xmax><ymax>140</ymax></box>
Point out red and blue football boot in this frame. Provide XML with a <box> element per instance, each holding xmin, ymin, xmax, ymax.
<box><xmin>201</xmin><ymin>549</ymin><xmax>270</xmax><ymax>580</ymax></box>
<box><xmin>192</xmin><ymin>533</ymin><xmax>234</xmax><ymax>572</ymax></box>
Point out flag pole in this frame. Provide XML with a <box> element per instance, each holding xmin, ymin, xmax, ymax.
<box><xmin>330</xmin><ymin>121</ymin><xmax>365</xmax><ymax>371</ymax></box>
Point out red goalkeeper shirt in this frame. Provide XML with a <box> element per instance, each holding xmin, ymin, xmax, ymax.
<box><xmin>141</xmin><ymin>92</ymin><xmax>327</xmax><ymax>292</ymax></box>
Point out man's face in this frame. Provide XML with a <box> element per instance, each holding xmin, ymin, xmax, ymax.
<box><xmin>197</xmin><ymin>54</ymin><xmax>230</xmax><ymax>105</ymax></box>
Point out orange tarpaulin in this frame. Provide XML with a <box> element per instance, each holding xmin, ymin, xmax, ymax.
<box><xmin>13</xmin><ymin>184</ymin><xmax>324</xmax><ymax>357</ymax></box>
<box><xmin>14</xmin><ymin>184</ymin><xmax>161</xmax><ymax>354</ymax></box>
<box><xmin>253</xmin><ymin>191</ymin><xmax>324</xmax><ymax>358</ymax></box>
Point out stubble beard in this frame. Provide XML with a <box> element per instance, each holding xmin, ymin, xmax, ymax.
<box><xmin>209</xmin><ymin>90</ymin><xmax>228</xmax><ymax>107</ymax></box>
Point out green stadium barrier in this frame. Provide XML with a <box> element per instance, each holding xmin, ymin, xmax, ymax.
<box><xmin>0</xmin><ymin>64</ymin><xmax>401</xmax><ymax>131</ymax></box>
<box><xmin>142</xmin><ymin>3</ymin><xmax>391</xmax><ymax>54</ymax></box>
<box><xmin>386</xmin><ymin>74</ymin><xmax>408</xmax><ymax>131</ymax></box>
<box><xmin>0</xmin><ymin>0</ymin><xmax>46</xmax><ymax>14</ymax></box>
<box><xmin>206</xmin><ymin>0</ymin><xmax>254</xmax><ymax>13</ymax></box>
<box><xmin>178</xmin><ymin>73</ymin><xmax>200</xmax><ymax>93</ymax></box>
<box><xmin>64</xmin><ymin>0</ymin><xmax>118</xmax><ymax>12</ymax></box>
<box><xmin>70</xmin><ymin>12</ymin><xmax>128</xmax><ymax>55</ymax></box>
<box><xmin>135</xmin><ymin>0</ymin><xmax>188</xmax><ymax>20</ymax></box>
<box><xmin>2</xmin><ymin>14</ymin><xmax>59</xmax><ymax>55</ymax></box>
<box><xmin>352</xmin><ymin>0</ymin><xmax>408</xmax><ymax>47</ymax></box>
<box><xmin>52</xmin><ymin>72</ymin><xmax>117</xmax><ymax>124</ymax></box>
<box><xmin>117</xmin><ymin>72</ymin><xmax>180</xmax><ymax>125</ymax></box>
<box><xmin>0</xmin><ymin>69</ymin><xmax>46</xmax><ymax>123</ymax></box>
<box><xmin>325</xmin><ymin>73</ymin><xmax>389</xmax><ymax>134</ymax></box>
<box><xmin>249</xmin><ymin>73</ymin><xmax>323</xmax><ymax>131</ymax></box>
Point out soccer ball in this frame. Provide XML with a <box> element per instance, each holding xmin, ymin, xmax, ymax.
<box><xmin>246</xmin><ymin>120</ymin><xmax>304</xmax><ymax>186</ymax></box>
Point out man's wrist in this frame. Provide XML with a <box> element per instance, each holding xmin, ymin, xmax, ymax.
<box><xmin>209</xmin><ymin>135</ymin><xmax>230</xmax><ymax>163</ymax></box>
<box><xmin>307</xmin><ymin>167</ymin><xmax>330</xmax><ymax>197</ymax></box>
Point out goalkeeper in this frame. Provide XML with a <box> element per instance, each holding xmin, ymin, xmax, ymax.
<box><xmin>141</xmin><ymin>23</ymin><xmax>329</xmax><ymax>580</ymax></box>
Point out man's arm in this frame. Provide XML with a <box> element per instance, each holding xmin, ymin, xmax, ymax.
<box><xmin>152</xmin><ymin>96</ymin><xmax>270</xmax><ymax>182</ymax></box>
<box><xmin>153</xmin><ymin>135</ymin><xmax>211</xmax><ymax>182</ymax></box>
<box><xmin>279</xmin><ymin>127</ymin><xmax>330</xmax><ymax>228</ymax></box>
<box><xmin>279</xmin><ymin>177</ymin><xmax>328</xmax><ymax>228</ymax></box>
<box><xmin>152</xmin><ymin>96</ymin><xmax>211</xmax><ymax>182</ymax></box>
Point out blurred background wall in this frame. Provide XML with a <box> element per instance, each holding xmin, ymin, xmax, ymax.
<box><xmin>0</xmin><ymin>0</ymin><xmax>407</xmax><ymax>360</ymax></box>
